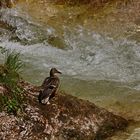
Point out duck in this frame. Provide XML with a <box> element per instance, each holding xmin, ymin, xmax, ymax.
<box><xmin>38</xmin><ymin>68</ymin><xmax>62</xmax><ymax>104</ymax></box>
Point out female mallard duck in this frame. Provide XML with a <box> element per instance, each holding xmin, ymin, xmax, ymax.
<box><xmin>38</xmin><ymin>68</ymin><xmax>62</xmax><ymax>104</ymax></box>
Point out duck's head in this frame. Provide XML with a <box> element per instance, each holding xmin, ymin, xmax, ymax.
<box><xmin>50</xmin><ymin>68</ymin><xmax>62</xmax><ymax>77</ymax></box>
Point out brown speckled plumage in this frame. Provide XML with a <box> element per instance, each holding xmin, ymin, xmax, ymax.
<box><xmin>38</xmin><ymin>68</ymin><xmax>61</xmax><ymax>104</ymax></box>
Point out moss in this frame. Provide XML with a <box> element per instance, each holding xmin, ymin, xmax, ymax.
<box><xmin>47</xmin><ymin>36</ymin><xmax>68</xmax><ymax>49</ymax></box>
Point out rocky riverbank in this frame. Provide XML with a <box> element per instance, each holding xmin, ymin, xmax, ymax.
<box><xmin>0</xmin><ymin>81</ymin><xmax>128</xmax><ymax>140</ymax></box>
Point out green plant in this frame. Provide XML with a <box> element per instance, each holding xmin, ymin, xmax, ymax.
<box><xmin>0</xmin><ymin>47</ymin><xmax>23</xmax><ymax>87</ymax></box>
<box><xmin>4</xmin><ymin>50</ymin><xmax>23</xmax><ymax>72</ymax></box>
<box><xmin>0</xmin><ymin>46</ymin><xmax>24</xmax><ymax>115</ymax></box>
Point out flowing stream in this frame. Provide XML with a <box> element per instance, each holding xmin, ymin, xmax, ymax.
<box><xmin>0</xmin><ymin>0</ymin><xmax>140</xmax><ymax>139</ymax></box>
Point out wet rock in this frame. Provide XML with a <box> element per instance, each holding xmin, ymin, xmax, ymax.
<box><xmin>0</xmin><ymin>10</ymin><xmax>69</xmax><ymax>48</ymax></box>
<box><xmin>0</xmin><ymin>0</ymin><xmax>17</xmax><ymax>8</ymax></box>
<box><xmin>0</xmin><ymin>81</ymin><xmax>128</xmax><ymax>140</ymax></box>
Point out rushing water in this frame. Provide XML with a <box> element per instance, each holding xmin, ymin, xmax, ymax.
<box><xmin>0</xmin><ymin>0</ymin><xmax>140</xmax><ymax>139</ymax></box>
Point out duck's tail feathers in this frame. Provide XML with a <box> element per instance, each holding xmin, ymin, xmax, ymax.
<box><xmin>41</xmin><ymin>97</ymin><xmax>50</xmax><ymax>104</ymax></box>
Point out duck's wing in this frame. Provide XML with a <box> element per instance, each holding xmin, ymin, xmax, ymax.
<box><xmin>39</xmin><ymin>78</ymin><xmax>60</xmax><ymax>104</ymax></box>
<box><xmin>38</xmin><ymin>87</ymin><xmax>55</xmax><ymax>104</ymax></box>
<box><xmin>41</xmin><ymin>77</ymin><xmax>51</xmax><ymax>88</ymax></box>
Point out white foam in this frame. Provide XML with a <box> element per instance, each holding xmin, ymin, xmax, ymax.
<box><xmin>127</xmin><ymin>128</ymin><xmax>140</xmax><ymax>140</ymax></box>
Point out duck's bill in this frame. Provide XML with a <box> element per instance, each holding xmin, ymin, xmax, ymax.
<box><xmin>57</xmin><ymin>70</ymin><xmax>62</xmax><ymax>74</ymax></box>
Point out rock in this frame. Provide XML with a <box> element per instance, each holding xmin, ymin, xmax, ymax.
<box><xmin>0</xmin><ymin>11</ymin><xmax>69</xmax><ymax>48</ymax></box>
<box><xmin>0</xmin><ymin>81</ymin><xmax>128</xmax><ymax>140</ymax></box>
<box><xmin>47</xmin><ymin>0</ymin><xmax>113</xmax><ymax>6</ymax></box>
<box><xmin>0</xmin><ymin>0</ymin><xmax>17</xmax><ymax>8</ymax></box>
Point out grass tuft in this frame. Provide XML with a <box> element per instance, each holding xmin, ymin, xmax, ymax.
<box><xmin>0</xmin><ymin>46</ymin><xmax>24</xmax><ymax>115</ymax></box>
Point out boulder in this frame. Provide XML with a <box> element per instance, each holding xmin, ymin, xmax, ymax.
<box><xmin>0</xmin><ymin>82</ymin><xmax>128</xmax><ymax>140</ymax></box>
